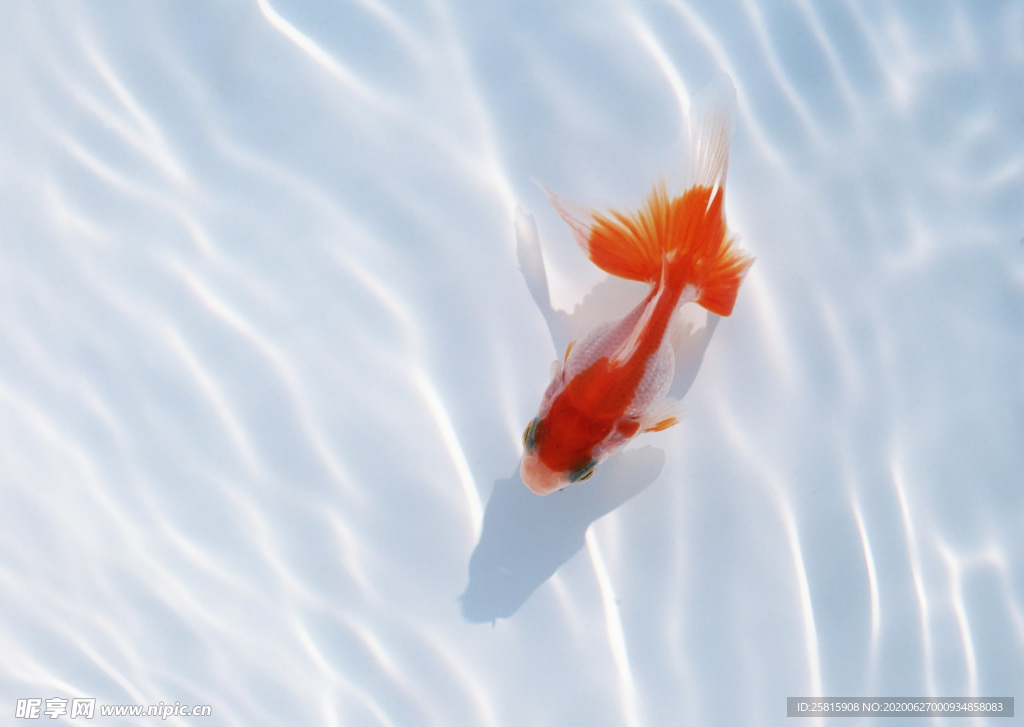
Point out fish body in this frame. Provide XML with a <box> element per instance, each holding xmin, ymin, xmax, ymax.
<box><xmin>520</xmin><ymin>90</ymin><xmax>753</xmax><ymax>495</ymax></box>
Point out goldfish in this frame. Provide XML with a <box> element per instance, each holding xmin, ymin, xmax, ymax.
<box><xmin>520</xmin><ymin>84</ymin><xmax>754</xmax><ymax>495</ymax></box>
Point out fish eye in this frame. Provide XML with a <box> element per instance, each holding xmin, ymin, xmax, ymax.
<box><xmin>569</xmin><ymin>460</ymin><xmax>597</xmax><ymax>483</ymax></box>
<box><xmin>522</xmin><ymin>418</ymin><xmax>538</xmax><ymax>450</ymax></box>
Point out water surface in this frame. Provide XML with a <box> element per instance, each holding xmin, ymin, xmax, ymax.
<box><xmin>1</xmin><ymin>1</ymin><xmax>1022</xmax><ymax>724</ymax></box>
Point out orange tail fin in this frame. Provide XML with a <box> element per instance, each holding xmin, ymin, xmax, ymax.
<box><xmin>548</xmin><ymin>76</ymin><xmax>753</xmax><ymax>317</ymax></box>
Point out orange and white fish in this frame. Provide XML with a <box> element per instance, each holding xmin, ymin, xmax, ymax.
<box><xmin>520</xmin><ymin>89</ymin><xmax>753</xmax><ymax>495</ymax></box>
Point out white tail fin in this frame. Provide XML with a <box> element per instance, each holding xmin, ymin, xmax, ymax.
<box><xmin>688</xmin><ymin>72</ymin><xmax>737</xmax><ymax>191</ymax></box>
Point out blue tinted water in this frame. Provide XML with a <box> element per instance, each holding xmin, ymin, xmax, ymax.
<box><xmin>1</xmin><ymin>1</ymin><xmax>1022</xmax><ymax>725</ymax></box>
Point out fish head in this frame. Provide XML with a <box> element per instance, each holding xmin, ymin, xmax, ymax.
<box><xmin>519</xmin><ymin>417</ymin><xmax>598</xmax><ymax>496</ymax></box>
<box><xmin>519</xmin><ymin>450</ymin><xmax>569</xmax><ymax>495</ymax></box>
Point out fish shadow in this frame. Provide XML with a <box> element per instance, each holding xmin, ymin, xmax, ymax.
<box><xmin>460</xmin><ymin>446</ymin><xmax>664</xmax><ymax>624</ymax></box>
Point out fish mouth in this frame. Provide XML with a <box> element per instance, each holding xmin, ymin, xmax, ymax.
<box><xmin>519</xmin><ymin>452</ymin><xmax>568</xmax><ymax>496</ymax></box>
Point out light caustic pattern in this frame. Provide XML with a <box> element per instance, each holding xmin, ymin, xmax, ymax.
<box><xmin>0</xmin><ymin>1</ymin><xmax>1022</xmax><ymax>726</ymax></box>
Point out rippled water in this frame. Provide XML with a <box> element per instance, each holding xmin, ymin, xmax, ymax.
<box><xmin>1</xmin><ymin>1</ymin><xmax>1022</xmax><ymax>725</ymax></box>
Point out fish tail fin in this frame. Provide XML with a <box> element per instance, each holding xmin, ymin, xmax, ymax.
<box><xmin>666</xmin><ymin>182</ymin><xmax>753</xmax><ymax>317</ymax></box>
<box><xmin>672</xmin><ymin>74</ymin><xmax>753</xmax><ymax>316</ymax></box>
<box><xmin>547</xmin><ymin>189</ymin><xmax>663</xmax><ymax>284</ymax></box>
<box><xmin>547</xmin><ymin>183</ymin><xmax>669</xmax><ymax>285</ymax></box>
<box><xmin>548</xmin><ymin>73</ymin><xmax>753</xmax><ymax>316</ymax></box>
